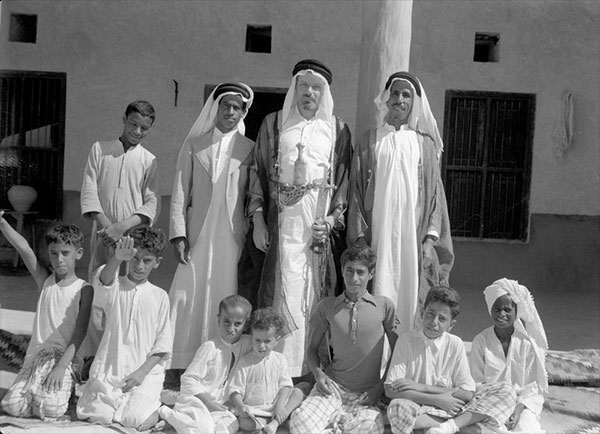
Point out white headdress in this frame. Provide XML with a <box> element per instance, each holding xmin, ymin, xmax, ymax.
<box><xmin>281</xmin><ymin>69</ymin><xmax>334</xmax><ymax>132</ymax></box>
<box><xmin>182</xmin><ymin>82</ymin><xmax>254</xmax><ymax>145</ymax></box>
<box><xmin>374</xmin><ymin>71</ymin><xmax>444</xmax><ymax>158</ymax></box>
<box><xmin>484</xmin><ymin>278</ymin><xmax>548</xmax><ymax>390</ymax></box>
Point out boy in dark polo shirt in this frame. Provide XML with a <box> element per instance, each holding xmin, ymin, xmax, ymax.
<box><xmin>289</xmin><ymin>245</ymin><xmax>398</xmax><ymax>434</ymax></box>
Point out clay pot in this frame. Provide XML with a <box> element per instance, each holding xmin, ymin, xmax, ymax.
<box><xmin>7</xmin><ymin>185</ymin><xmax>38</xmax><ymax>212</ymax></box>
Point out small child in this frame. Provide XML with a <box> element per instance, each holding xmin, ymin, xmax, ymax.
<box><xmin>469</xmin><ymin>278</ymin><xmax>548</xmax><ymax>433</ymax></box>
<box><xmin>385</xmin><ymin>286</ymin><xmax>517</xmax><ymax>434</ymax></box>
<box><xmin>159</xmin><ymin>294</ymin><xmax>253</xmax><ymax>434</ymax></box>
<box><xmin>0</xmin><ymin>212</ymin><xmax>93</xmax><ymax>419</ymax></box>
<box><xmin>76</xmin><ymin>227</ymin><xmax>172</xmax><ymax>430</ymax></box>
<box><xmin>228</xmin><ymin>308</ymin><xmax>304</xmax><ymax>434</ymax></box>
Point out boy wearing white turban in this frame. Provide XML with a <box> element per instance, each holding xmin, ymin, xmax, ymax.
<box><xmin>470</xmin><ymin>278</ymin><xmax>548</xmax><ymax>433</ymax></box>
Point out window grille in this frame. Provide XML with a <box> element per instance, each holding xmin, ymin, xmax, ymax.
<box><xmin>0</xmin><ymin>71</ymin><xmax>66</xmax><ymax>218</ymax></box>
<box><xmin>442</xmin><ymin>91</ymin><xmax>535</xmax><ymax>240</ymax></box>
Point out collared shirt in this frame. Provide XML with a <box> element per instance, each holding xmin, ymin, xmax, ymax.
<box><xmin>386</xmin><ymin>330</ymin><xmax>475</xmax><ymax>392</ymax></box>
<box><xmin>312</xmin><ymin>291</ymin><xmax>397</xmax><ymax>393</ymax></box>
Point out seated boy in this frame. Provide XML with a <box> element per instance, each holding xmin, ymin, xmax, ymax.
<box><xmin>228</xmin><ymin>307</ymin><xmax>304</xmax><ymax>434</ymax></box>
<box><xmin>76</xmin><ymin>227</ymin><xmax>172</xmax><ymax>430</ymax></box>
<box><xmin>470</xmin><ymin>278</ymin><xmax>548</xmax><ymax>433</ymax></box>
<box><xmin>0</xmin><ymin>212</ymin><xmax>93</xmax><ymax>419</ymax></box>
<box><xmin>289</xmin><ymin>245</ymin><xmax>398</xmax><ymax>434</ymax></box>
<box><xmin>159</xmin><ymin>294</ymin><xmax>253</xmax><ymax>434</ymax></box>
<box><xmin>385</xmin><ymin>286</ymin><xmax>516</xmax><ymax>434</ymax></box>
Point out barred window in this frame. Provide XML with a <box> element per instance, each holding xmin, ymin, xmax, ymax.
<box><xmin>0</xmin><ymin>71</ymin><xmax>66</xmax><ymax>218</ymax></box>
<box><xmin>442</xmin><ymin>91</ymin><xmax>535</xmax><ymax>240</ymax></box>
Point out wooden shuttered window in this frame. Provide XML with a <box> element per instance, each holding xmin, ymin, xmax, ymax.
<box><xmin>0</xmin><ymin>71</ymin><xmax>66</xmax><ymax>218</ymax></box>
<box><xmin>442</xmin><ymin>91</ymin><xmax>535</xmax><ymax>240</ymax></box>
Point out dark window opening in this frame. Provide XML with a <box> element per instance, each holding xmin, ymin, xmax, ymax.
<box><xmin>474</xmin><ymin>32</ymin><xmax>499</xmax><ymax>62</ymax></box>
<box><xmin>0</xmin><ymin>71</ymin><xmax>67</xmax><ymax>218</ymax></box>
<box><xmin>9</xmin><ymin>14</ymin><xmax>37</xmax><ymax>43</ymax></box>
<box><xmin>245</xmin><ymin>25</ymin><xmax>272</xmax><ymax>54</ymax></box>
<box><xmin>442</xmin><ymin>90</ymin><xmax>535</xmax><ymax>240</ymax></box>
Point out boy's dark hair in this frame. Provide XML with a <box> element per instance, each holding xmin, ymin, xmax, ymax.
<box><xmin>45</xmin><ymin>224</ymin><xmax>84</xmax><ymax>248</ymax></box>
<box><xmin>218</xmin><ymin>295</ymin><xmax>252</xmax><ymax>319</ymax></box>
<box><xmin>125</xmin><ymin>100</ymin><xmax>156</xmax><ymax>123</ymax></box>
<box><xmin>341</xmin><ymin>244</ymin><xmax>377</xmax><ymax>272</ymax></box>
<box><xmin>127</xmin><ymin>226</ymin><xmax>166</xmax><ymax>257</ymax></box>
<box><xmin>424</xmin><ymin>286</ymin><xmax>461</xmax><ymax>319</ymax></box>
<box><xmin>250</xmin><ymin>307</ymin><xmax>286</xmax><ymax>334</ymax></box>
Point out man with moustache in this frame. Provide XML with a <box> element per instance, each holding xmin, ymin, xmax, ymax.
<box><xmin>347</xmin><ymin>71</ymin><xmax>454</xmax><ymax>335</ymax></box>
<box><xmin>247</xmin><ymin>59</ymin><xmax>352</xmax><ymax>380</ymax></box>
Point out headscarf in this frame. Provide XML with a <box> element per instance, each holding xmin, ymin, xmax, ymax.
<box><xmin>374</xmin><ymin>71</ymin><xmax>444</xmax><ymax>158</ymax></box>
<box><xmin>181</xmin><ymin>82</ymin><xmax>254</xmax><ymax>145</ymax></box>
<box><xmin>281</xmin><ymin>59</ymin><xmax>334</xmax><ymax>131</ymax></box>
<box><xmin>484</xmin><ymin>278</ymin><xmax>548</xmax><ymax>390</ymax></box>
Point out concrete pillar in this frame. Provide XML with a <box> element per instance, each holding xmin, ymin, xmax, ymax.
<box><xmin>355</xmin><ymin>0</ymin><xmax>413</xmax><ymax>137</ymax></box>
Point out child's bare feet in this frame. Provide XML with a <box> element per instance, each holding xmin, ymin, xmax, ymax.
<box><xmin>263</xmin><ymin>420</ymin><xmax>279</xmax><ymax>434</ymax></box>
<box><xmin>138</xmin><ymin>409</ymin><xmax>159</xmax><ymax>431</ymax></box>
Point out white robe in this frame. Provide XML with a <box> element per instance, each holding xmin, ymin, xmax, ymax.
<box><xmin>25</xmin><ymin>275</ymin><xmax>86</xmax><ymax>362</ymax></box>
<box><xmin>169</xmin><ymin>129</ymin><xmax>245</xmax><ymax>368</ymax></box>
<box><xmin>77</xmin><ymin>268</ymin><xmax>172</xmax><ymax>428</ymax></box>
<box><xmin>160</xmin><ymin>335</ymin><xmax>252</xmax><ymax>434</ymax></box>
<box><xmin>277</xmin><ymin>111</ymin><xmax>332</xmax><ymax>377</ymax></box>
<box><xmin>470</xmin><ymin>326</ymin><xmax>546</xmax><ymax>433</ymax></box>
<box><xmin>371</xmin><ymin>124</ymin><xmax>420</xmax><ymax>334</ymax></box>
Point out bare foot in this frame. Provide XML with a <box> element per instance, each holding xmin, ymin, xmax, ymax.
<box><xmin>138</xmin><ymin>410</ymin><xmax>159</xmax><ymax>431</ymax></box>
<box><xmin>263</xmin><ymin>420</ymin><xmax>279</xmax><ymax>434</ymax></box>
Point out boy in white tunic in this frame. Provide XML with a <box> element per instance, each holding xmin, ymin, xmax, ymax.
<box><xmin>385</xmin><ymin>287</ymin><xmax>516</xmax><ymax>434</ymax></box>
<box><xmin>0</xmin><ymin>214</ymin><xmax>93</xmax><ymax>419</ymax></box>
<box><xmin>76</xmin><ymin>227</ymin><xmax>172</xmax><ymax>430</ymax></box>
<box><xmin>229</xmin><ymin>308</ymin><xmax>304</xmax><ymax>434</ymax></box>
<box><xmin>159</xmin><ymin>295</ymin><xmax>253</xmax><ymax>434</ymax></box>
<box><xmin>80</xmin><ymin>100</ymin><xmax>160</xmax><ymax>355</ymax></box>
<box><xmin>470</xmin><ymin>278</ymin><xmax>548</xmax><ymax>433</ymax></box>
<box><xmin>80</xmin><ymin>100</ymin><xmax>160</xmax><ymax>280</ymax></box>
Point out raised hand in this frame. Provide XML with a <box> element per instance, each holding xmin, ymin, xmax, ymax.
<box><xmin>114</xmin><ymin>236</ymin><xmax>137</xmax><ymax>262</ymax></box>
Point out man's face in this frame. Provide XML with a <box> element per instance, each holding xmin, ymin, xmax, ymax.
<box><xmin>215</xmin><ymin>94</ymin><xmax>246</xmax><ymax>133</ymax></box>
<box><xmin>295</xmin><ymin>73</ymin><xmax>324</xmax><ymax>114</ymax></box>
<box><xmin>121</xmin><ymin>112</ymin><xmax>153</xmax><ymax>146</ymax></box>
<box><xmin>127</xmin><ymin>248</ymin><xmax>160</xmax><ymax>284</ymax></box>
<box><xmin>342</xmin><ymin>260</ymin><xmax>373</xmax><ymax>299</ymax></box>
<box><xmin>386</xmin><ymin>80</ymin><xmax>414</xmax><ymax>125</ymax></box>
